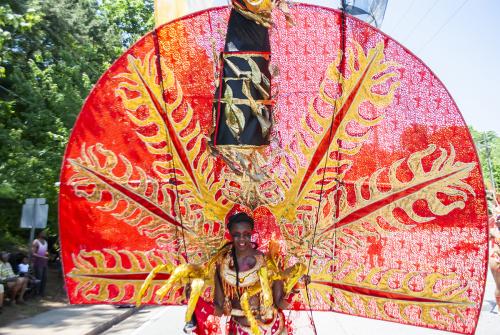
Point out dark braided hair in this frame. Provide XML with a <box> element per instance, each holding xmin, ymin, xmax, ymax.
<box><xmin>231</xmin><ymin>245</ymin><xmax>241</xmax><ymax>298</ymax></box>
<box><xmin>227</xmin><ymin>212</ymin><xmax>254</xmax><ymax>231</ymax></box>
<box><xmin>227</xmin><ymin>212</ymin><xmax>254</xmax><ymax>298</ymax></box>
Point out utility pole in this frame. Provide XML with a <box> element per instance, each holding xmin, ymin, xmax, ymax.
<box><xmin>28</xmin><ymin>197</ymin><xmax>38</xmax><ymax>262</ymax></box>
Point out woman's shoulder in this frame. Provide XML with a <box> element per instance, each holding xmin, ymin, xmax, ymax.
<box><xmin>34</xmin><ymin>238</ymin><xmax>46</xmax><ymax>245</ymax></box>
<box><xmin>253</xmin><ymin>249</ymin><xmax>264</xmax><ymax>256</ymax></box>
<box><xmin>252</xmin><ymin>250</ymin><xmax>267</xmax><ymax>267</ymax></box>
<box><xmin>251</xmin><ymin>249</ymin><xmax>266</xmax><ymax>260</ymax></box>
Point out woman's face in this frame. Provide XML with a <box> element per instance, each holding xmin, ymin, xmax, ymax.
<box><xmin>230</xmin><ymin>221</ymin><xmax>253</xmax><ymax>253</ymax></box>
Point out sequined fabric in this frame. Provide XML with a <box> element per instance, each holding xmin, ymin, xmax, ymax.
<box><xmin>59</xmin><ymin>4</ymin><xmax>488</xmax><ymax>335</ymax></box>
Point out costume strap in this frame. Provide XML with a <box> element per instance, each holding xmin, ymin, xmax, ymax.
<box><xmin>258</xmin><ymin>266</ymin><xmax>274</xmax><ymax>318</ymax></box>
<box><xmin>238</xmin><ymin>266</ymin><xmax>280</xmax><ymax>335</ymax></box>
<box><xmin>240</xmin><ymin>288</ymin><xmax>261</xmax><ymax>335</ymax></box>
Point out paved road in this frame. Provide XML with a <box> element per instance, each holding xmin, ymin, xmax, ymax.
<box><xmin>101</xmin><ymin>304</ymin><xmax>498</xmax><ymax>335</ymax></box>
<box><xmin>103</xmin><ymin>271</ymin><xmax>499</xmax><ymax>335</ymax></box>
<box><xmin>0</xmin><ymin>305</ymin><xmax>125</xmax><ymax>335</ymax></box>
<box><xmin>1</xmin><ymin>272</ymin><xmax>498</xmax><ymax>335</ymax></box>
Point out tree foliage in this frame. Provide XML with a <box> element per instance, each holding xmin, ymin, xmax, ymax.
<box><xmin>0</xmin><ymin>0</ymin><xmax>153</xmax><ymax>248</ymax></box>
<box><xmin>469</xmin><ymin>127</ymin><xmax>500</xmax><ymax>192</ymax></box>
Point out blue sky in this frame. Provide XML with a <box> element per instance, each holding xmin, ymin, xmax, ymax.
<box><xmin>205</xmin><ymin>1</ymin><xmax>499</xmax><ymax>134</ymax></box>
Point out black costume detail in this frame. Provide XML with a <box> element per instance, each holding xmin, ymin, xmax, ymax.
<box><xmin>212</xmin><ymin>6</ymin><xmax>272</xmax><ymax>146</ymax></box>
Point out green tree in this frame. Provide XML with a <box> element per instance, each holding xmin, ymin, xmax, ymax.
<box><xmin>100</xmin><ymin>0</ymin><xmax>155</xmax><ymax>47</ymax></box>
<box><xmin>0</xmin><ymin>0</ymin><xmax>153</xmax><ymax>247</ymax></box>
<box><xmin>469</xmin><ymin>126</ymin><xmax>500</xmax><ymax>192</ymax></box>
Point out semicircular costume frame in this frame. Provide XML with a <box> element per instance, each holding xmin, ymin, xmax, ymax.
<box><xmin>59</xmin><ymin>4</ymin><xmax>489</xmax><ymax>335</ymax></box>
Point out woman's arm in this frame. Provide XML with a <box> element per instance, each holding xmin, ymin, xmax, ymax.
<box><xmin>213</xmin><ymin>265</ymin><xmax>224</xmax><ymax>316</ymax></box>
<box><xmin>272</xmin><ymin>279</ymin><xmax>288</xmax><ymax>310</ymax></box>
<box><xmin>32</xmin><ymin>240</ymin><xmax>40</xmax><ymax>258</ymax></box>
<box><xmin>273</xmin><ymin>272</ymin><xmax>311</xmax><ymax>311</ymax></box>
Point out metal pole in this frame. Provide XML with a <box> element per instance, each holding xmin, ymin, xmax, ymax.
<box><xmin>483</xmin><ymin>132</ymin><xmax>497</xmax><ymax>192</ymax></box>
<box><xmin>28</xmin><ymin>198</ymin><xmax>38</xmax><ymax>262</ymax></box>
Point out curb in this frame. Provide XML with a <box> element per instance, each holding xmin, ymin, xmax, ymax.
<box><xmin>84</xmin><ymin>307</ymin><xmax>141</xmax><ymax>335</ymax></box>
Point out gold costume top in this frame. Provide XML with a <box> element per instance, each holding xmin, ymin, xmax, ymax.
<box><xmin>220</xmin><ymin>252</ymin><xmax>265</xmax><ymax>299</ymax></box>
<box><xmin>218</xmin><ymin>247</ymin><xmax>306</xmax><ymax>334</ymax></box>
<box><xmin>136</xmin><ymin>242</ymin><xmax>306</xmax><ymax>335</ymax></box>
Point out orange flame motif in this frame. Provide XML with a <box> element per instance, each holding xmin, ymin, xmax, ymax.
<box><xmin>59</xmin><ymin>5</ymin><xmax>488</xmax><ymax>335</ymax></box>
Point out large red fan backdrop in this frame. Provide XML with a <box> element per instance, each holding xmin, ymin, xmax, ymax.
<box><xmin>59</xmin><ymin>4</ymin><xmax>488</xmax><ymax>334</ymax></box>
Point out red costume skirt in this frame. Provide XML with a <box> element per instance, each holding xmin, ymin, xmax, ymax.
<box><xmin>227</xmin><ymin>311</ymin><xmax>287</xmax><ymax>335</ymax></box>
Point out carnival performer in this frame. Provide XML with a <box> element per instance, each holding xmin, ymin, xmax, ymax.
<box><xmin>212</xmin><ymin>0</ymin><xmax>291</xmax><ymax>146</ymax></box>
<box><xmin>137</xmin><ymin>212</ymin><xmax>308</xmax><ymax>335</ymax></box>
<box><xmin>216</xmin><ymin>212</ymin><xmax>308</xmax><ymax>334</ymax></box>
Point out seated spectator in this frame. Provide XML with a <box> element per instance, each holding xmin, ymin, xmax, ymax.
<box><xmin>18</xmin><ymin>256</ymin><xmax>28</xmax><ymax>275</ymax></box>
<box><xmin>0</xmin><ymin>251</ymin><xmax>28</xmax><ymax>304</ymax></box>
<box><xmin>18</xmin><ymin>255</ymin><xmax>41</xmax><ymax>295</ymax></box>
<box><xmin>19</xmin><ymin>256</ymin><xmax>32</xmax><ymax>278</ymax></box>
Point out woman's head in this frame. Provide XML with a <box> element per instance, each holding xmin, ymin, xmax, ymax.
<box><xmin>1</xmin><ymin>251</ymin><xmax>9</xmax><ymax>262</ymax></box>
<box><xmin>227</xmin><ymin>213</ymin><xmax>254</xmax><ymax>252</ymax></box>
<box><xmin>38</xmin><ymin>230</ymin><xmax>47</xmax><ymax>240</ymax></box>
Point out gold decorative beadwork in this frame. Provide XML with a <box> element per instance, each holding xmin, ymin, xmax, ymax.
<box><xmin>221</xmin><ymin>252</ymin><xmax>264</xmax><ymax>299</ymax></box>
